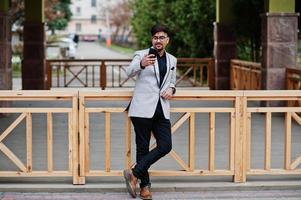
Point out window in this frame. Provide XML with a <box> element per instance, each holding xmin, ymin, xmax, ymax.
<box><xmin>91</xmin><ymin>0</ymin><xmax>96</xmax><ymax>7</ymax></box>
<box><xmin>76</xmin><ymin>23</ymin><xmax>82</xmax><ymax>32</ymax></box>
<box><xmin>76</xmin><ymin>7</ymin><xmax>81</xmax><ymax>15</ymax></box>
<box><xmin>91</xmin><ymin>15</ymin><xmax>97</xmax><ymax>24</ymax></box>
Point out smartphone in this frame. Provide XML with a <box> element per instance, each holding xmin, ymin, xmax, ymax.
<box><xmin>148</xmin><ymin>48</ymin><xmax>157</xmax><ymax>58</ymax></box>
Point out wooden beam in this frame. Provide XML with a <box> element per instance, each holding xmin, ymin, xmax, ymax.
<box><xmin>264</xmin><ymin>112</ymin><xmax>271</xmax><ymax>171</ymax></box>
<box><xmin>209</xmin><ymin>112</ymin><xmax>215</xmax><ymax>172</ymax></box>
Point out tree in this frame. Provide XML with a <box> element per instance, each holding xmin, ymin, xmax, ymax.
<box><xmin>130</xmin><ymin>0</ymin><xmax>215</xmax><ymax>57</ymax></box>
<box><xmin>10</xmin><ymin>0</ymin><xmax>72</xmax><ymax>34</ymax></box>
<box><xmin>110</xmin><ymin>0</ymin><xmax>132</xmax><ymax>44</ymax></box>
<box><xmin>232</xmin><ymin>0</ymin><xmax>264</xmax><ymax>62</ymax></box>
<box><xmin>46</xmin><ymin>0</ymin><xmax>72</xmax><ymax>34</ymax></box>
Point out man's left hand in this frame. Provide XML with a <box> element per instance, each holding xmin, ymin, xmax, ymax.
<box><xmin>161</xmin><ymin>88</ymin><xmax>173</xmax><ymax>100</ymax></box>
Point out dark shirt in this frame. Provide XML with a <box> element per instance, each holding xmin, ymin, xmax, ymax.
<box><xmin>157</xmin><ymin>52</ymin><xmax>167</xmax><ymax>87</ymax></box>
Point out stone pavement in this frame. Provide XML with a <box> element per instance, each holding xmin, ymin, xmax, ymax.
<box><xmin>75</xmin><ymin>42</ymin><xmax>130</xmax><ymax>59</ymax></box>
<box><xmin>0</xmin><ymin>190</ymin><xmax>301</xmax><ymax>200</ymax></box>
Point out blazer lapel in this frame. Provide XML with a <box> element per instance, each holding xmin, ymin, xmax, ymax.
<box><xmin>160</xmin><ymin>53</ymin><xmax>171</xmax><ymax>89</ymax></box>
<box><xmin>154</xmin><ymin>59</ymin><xmax>160</xmax><ymax>87</ymax></box>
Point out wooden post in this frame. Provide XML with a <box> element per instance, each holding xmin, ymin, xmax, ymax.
<box><xmin>209</xmin><ymin>112</ymin><xmax>215</xmax><ymax>172</ymax></box>
<box><xmin>26</xmin><ymin>113</ymin><xmax>32</xmax><ymax>172</ymax></box>
<box><xmin>100</xmin><ymin>60</ymin><xmax>107</xmax><ymax>90</ymax></box>
<box><xmin>233</xmin><ymin>96</ymin><xmax>247</xmax><ymax>182</ymax></box>
<box><xmin>125</xmin><ymin>115</ymin><xmax>132</xmax><ymax>168</ymax></box>
<box><xmin>73</xmin><ymin>94</ymin><xmax>85</xmax><ymax>184</ymax></box>
<box><xmin>188</xmin><ymin>113</ymin><xmax>195</xmax><ymax>171</ymax></box>
<box><xmin>284</xmin><ymin>112</ymin><xmax>292</xmax><ymax>170</ymax></box>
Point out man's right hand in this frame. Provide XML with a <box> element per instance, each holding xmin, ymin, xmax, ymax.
<box><xmin>140</xmin><ymin>54</ymin><xmax>156</xmax><ymax>68</ymax></box>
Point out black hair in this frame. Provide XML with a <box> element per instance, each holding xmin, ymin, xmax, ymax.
<box><xmin>150</xmin><ymin>24</ymin><xmax>170</xmax><ymax>36</ymax></box>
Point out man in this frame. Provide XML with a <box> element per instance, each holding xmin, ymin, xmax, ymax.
<box><xmin>123</xmin><ymin>24</ymin><xmax>177</xmax><ymax>200</ymax></box>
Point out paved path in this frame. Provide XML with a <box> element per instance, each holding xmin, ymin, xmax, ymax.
<box><xmin>1</xmin><ymin>189</ymin><xmax>301</xmax><ymax>200</ymax></box>
<box><xmin>75</xmin><ymin>42</ymin><xmax>130</xmax><ymax>59</ymax></box>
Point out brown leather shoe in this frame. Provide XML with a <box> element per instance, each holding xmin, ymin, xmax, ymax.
<box><xmin>140</xmin><ymin>186</ymin><xmax>152</xmax><ymax>200</ymax></box>
<box><xmin>123</xmin><ymin>169</ymin><xmax>138</xmax><ymax>198</ymax></box>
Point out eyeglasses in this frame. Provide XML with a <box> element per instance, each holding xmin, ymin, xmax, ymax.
<box><xmin>152</xmin><ymin>36</ymin><xmax>168</xmax><ymax>41</ymax></box>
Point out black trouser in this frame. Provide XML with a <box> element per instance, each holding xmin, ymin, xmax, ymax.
<box><xmin>131</xmin><ymin>101</ymin><xmax>172</xmax><ymax>188</ymax></box>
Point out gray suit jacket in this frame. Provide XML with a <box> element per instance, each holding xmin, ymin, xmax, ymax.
<box><xmin>126</xmin><ymin>48</ymin><xmax>177</xmax><ymax>119</ymax></box>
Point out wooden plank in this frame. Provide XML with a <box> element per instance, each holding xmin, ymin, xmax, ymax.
<box><xmin>79</xmin><ymin>90</ymin><xmax>243</xmax><ymax>98</ymax></box>
<box><xmin>0</xmin><ymin>143</ymin><xmax>27</xmax><ymax>172</ymax></box>
<box><xmin>264</xmin><ymin>112</ymin><xmax>271</xmax><ymax>171</ymax></box>
<box><xmin>68</xmin><ymin>112</ymin><xmax>73</xmax><ymax>173</ymax></box>
<box><xmin>84</xmin><ymin>112</ymin><xmax>90</xmax><ymax>173</ymax></box>
<box><xmin>291</xmin><ymin>156</ymin><xmax>301</xmax><ymax>170</ymax></box>
<box><xmin>172</xmin><ymin>112</ymin><xmax>191</xmax><ymax>134</ymax></box>
<box><xmin>248</xmin><ymin>169</ymin><xmax>301</xmax><ymax>175</ymax></box>
<box><xmin>77</xmin><ymin>96</ymin><xmax>85</xmax><ymax>184</ymax></box>
<box><xmin>0</xmin><ymin>108</ymin><xmax>72</xmax><ymax>113</ymax></box>
<box><xmin>285</xmin><ymin>112</ymin><xmax>292</xmax><ymax>170</ymax></box>
<box><xmin>234</xmin><ymin>96</ymin><xmax>247</xmax><ymax>183</ymax></box>
<box><xmin>209</xmin><ymin>112</ymin><xmax>215</xmax><ymax>172</ymax></box>
<box><xmin>244</xmin><ymin>90</ymin><xmax>301</xmax><ymax>97</ymax></box>
<box><xmin>292</xmin><ymin>112</ymin><xmax>301</xmax><ymax>125</ymax></box>
<box><xmin>47</xmin><ymin>113</ymin><xmax>53</xmax><ymax>172</ymax></box>
<box><xmin>248</xmin><ymin>107</ymin><xmax>301</xmax><ymax>113</ymax></box>
<box><xmin>87</xmin><ymin>169</ymin><xmax>234</xmax><ymax>177</ymax></box>
<box><xmin>0</xmin><ymin>171</ymin><xmax>72</xmax><ymax>177</ymax></box>
<box><xmin>241</xmin><ymin>96</ymin><xmax>247</xmax><ymax>182</ymax></box>
<box><xmin>125</xmin><ymin>115</ymin><xmax>132</xmax><ymax>168</ymax></box>
<box><xmin>0</xmin><ymin>113</ymin><xmax>26</xmax><ymax>142</ymax></box>
<box><xmin>105</xmin><ymin>112</ymin><xmax>111</xmax><ymax>172</ymax></box>
<box><xmin>150</xmin><ymin>170</ymin><xmax>234</xmax><ymax>176</ymax></box>
<box><xmin>26</xmin><ymin>113</ymin><xmax>32</xmax><ymax>172</ymax></box>
<box><xmin>169</xmin><ymin>150</ymin><xmax>190</xmax><ymax>171</ymax></box>
<box><xmin>72</xmin><ymin>94</ymin><xmax>84</xmax><ymax>184</ymax></box>
<box><xmin>85</xmin><ymin>107</ymin><xmax>235</xmax><ymax>113</ymax></box>
<box><xmin>172</xmin><ymin>108</ymin><xmax>235</xmax><ymax>112</ymax></box>
<box><xmin>0</xmin><ymin>90</ymin><xmax>77</xmax><ymax>97</ymax></box>
<box><xmin>189</xmin><ymin>113</ymin><xmax>195</xmax><ymax>171</ymax></box>
<box><xmin>246</xmin><ymin>112</ymin><xmax>251</xmax><ymax>171</ymax></box>
<box><xmin>229</xmin><ymin>112</ymin><xmax>235</xmax><ymax>171</ymax></box>
<box><xmin>85</xmin><ymin>108</ymin><xmax>125</xmax><ymax>113</ymax></box>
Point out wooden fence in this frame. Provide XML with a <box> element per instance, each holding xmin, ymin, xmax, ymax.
<box><xmin>0</xmin><ymin>90</ymin><xmax>301</xmax><ymax>184</ymax></box>
<box><xmin>230</xmin><ymin>60</ymin><xmax>301</xmax><ymax>91</ymax></box>
<box><xmin>230</xmin><ymin>59</ymin><xmax>261</xmax><ymax>90</ymax></box>
<box><xmin>0</xmin><ymin>91</ymin><xmax>82</xmax><ymax>184</ymax></box>
<box><xmin>46</xmin><ymin>58</ymin><xmax>214</xmax><ymax>89</ymax></box>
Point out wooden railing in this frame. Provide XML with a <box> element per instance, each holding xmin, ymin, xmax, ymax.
<box><xmin>0</xmin><ymin>91</ymin><xmax>82</xmax><ymax>184</ymax></box>
<box><xmin>286</xmin><ymin>67</ymin><xmax>301</xmax><ymax>107</ymax></box>
<box><xmin>176</xmin><ymin>58</ymin><xmax>213</xmax><ymax>87</ymax></box>
<box><xmin>1</xmin><ymin>90</ymin><xmax>301</xmax><ymax>184</ymax></box>
<box><xmin>230</xmin><ymin>59</ymin><xmax>261</xmax><ymax>90</ymax></box>
<box><xmin>287</xmin><ymin>67</ymin><xmax>301</xmax><ymax>90</ymax></box>
<box><xmin>78</xmin><ymin>90</ymin><xmax>301</xmax><ymax>183</ymax></box>
<box><xmin>46</xmin><ymin>58</ymin><xmax>214</xmax><ymax>89</ymax></box>
<box><xmin>231</xmin><ymin>60</ymin><xmax>301</xmax><ymax>92</ymax></box>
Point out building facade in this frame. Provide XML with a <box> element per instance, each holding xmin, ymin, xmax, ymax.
<box><xmin>65</xmin><ymin>0</ymin><xmax>117</xmax><ymax>41</ymax></box>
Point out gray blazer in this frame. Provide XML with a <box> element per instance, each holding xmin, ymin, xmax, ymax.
<box><xmin>126</xmin><ymin>48</ymin><xmax>177</xmax><ymax>119</ymax></box>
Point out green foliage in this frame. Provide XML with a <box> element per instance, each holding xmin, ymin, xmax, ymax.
<box><xmin>47</xmin><ymin>0</ymin><xmax>72</xmax><ymax>34</ymax></box>
<box><xmin>232</xmin><ymin>0</ymin><xmax>264</xmax><ymax>62</ymax></box>
<box><xmin>130</xmin><ymin>0</ymin><xmax>215</xmax><ymax>57</ymax></box>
